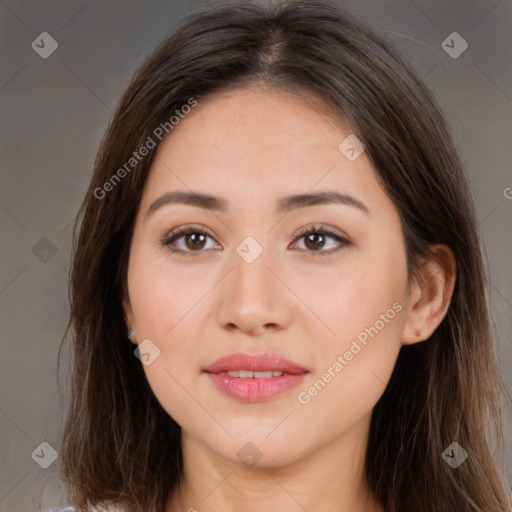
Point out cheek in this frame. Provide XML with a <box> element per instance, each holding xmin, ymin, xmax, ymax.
<box><xmin>140</xmin><ymin>363</ymin><xmax>205</xmax><ymax>439</ymax></box>
<box><xmin>130</xmin><ymin>269</ymin><xmax>205</xmax><ymax>429</ymax></box>
<box><xmin>291</xmin><ymin>245</ymin><xmax>407</xmax><ymax>352</ymax></box>
<box><xmin>294</xmin><ymin>299</ymin><xmax>404</xmax><ymax>443</ymax></box>
<box><xmin>128</xmin><ymin>243</ymin><xmax>209</xmax><ymax>340</ymax></box>
<box><xmin>127</xmin><ymin>249</ymin><xmax>207</xmax><ymax>415</ymax></box>
<box><xmin>294</xmin><ymin>241</ymin><xmax>407</xmax><ymax>414</ymax></box>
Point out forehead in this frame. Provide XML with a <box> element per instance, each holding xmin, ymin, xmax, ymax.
<box><xmin>161</xmin><ymin>86</ymin><xmax>350</xmax><ymax>158</ymax></box>
<box><xmin>140</xmin><ymin>86</ymin><xmax>386</xmax><ymax>215</ymax></box>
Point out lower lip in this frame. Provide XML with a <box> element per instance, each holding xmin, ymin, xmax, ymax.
<box><xmin>205</xmin><ymin>372</ymin><xmax>308</xmax><ymax>403</ymax></box>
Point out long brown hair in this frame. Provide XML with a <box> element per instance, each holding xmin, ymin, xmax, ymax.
<box><xmin>58</xmin><ymin>1</ymin><xmax>511</xmax><ymax>510</ymax></box>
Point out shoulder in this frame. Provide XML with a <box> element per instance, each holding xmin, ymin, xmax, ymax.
<box><xmin>43</xmin><ymin>508</ymin><xmax>78</xmax><ymax>512</ymax></box>
<box><xmin>43</xmin><ymin>506</ymin><xmax>126</xmax><ymax>512</ymax></box>
<box><xmin>43</xmin><ymin>509</ymin><xmax>77</xmax><ymax>512</ymax></box>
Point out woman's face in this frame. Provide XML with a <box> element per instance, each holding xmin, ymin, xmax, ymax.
<box><xmin>123</xmin><ymin>86</ymin><xmax>412</xmax><ymax>468</ymax></box>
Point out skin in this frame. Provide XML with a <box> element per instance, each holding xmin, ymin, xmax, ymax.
<box><xmin>122</xmin><ymin>85</ymin><xmax>456</xmax><ymax>512</ymax></box>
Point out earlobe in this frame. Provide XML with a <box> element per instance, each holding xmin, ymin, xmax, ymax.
<box><xmin>127</xmin><ymin>327</ymin><xmax>138</xmax><ymax>345</ymax></box>
<box><xmin>122</xmin><ymin>298</ymin><xmax>138</xmax><ymax>344</ymax></box>
<box><xmin>122</xmin><ymin>297</ymin><xmax>132</xmax><ymax>322</ymax></box>
<box><xmin>401</xmin><ymin>244</ymin><xmax>457</xmax><ymax>345</ymax></box>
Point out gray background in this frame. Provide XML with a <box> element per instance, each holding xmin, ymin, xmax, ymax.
<box><xmin>0</xmin><ymin>0</ymin><xmax>511</xmax><ymax>510</ymax></box>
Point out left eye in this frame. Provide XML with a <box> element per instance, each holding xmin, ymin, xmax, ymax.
<box><xmin>292</xmin><ymin>226</ymin><xmax>350</xmax><ymax>254</ymax></box>
<box><xmin>161</xmin><ymin>224</ymin><xmax>351</xmax><ymax>257</ymax></box>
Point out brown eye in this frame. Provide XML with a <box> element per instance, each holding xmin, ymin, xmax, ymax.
<box><xmin>182</xmin><ymin>232</ymin><xmax>207</xmax><ymax>250</ymax></box>
<box><xmin>162</xmin><ymin>226</ymin><xmax>218</xmax><ymax>256</ymax></box>
<box><xmin>292</xmin><ymin>225</ymin><xmax>351</xmax><ymax>256</ymax></box>
<box><xmin>304</xmin><ymin>232</ymin><xmax>328</xmax><ymax>250</ymax></box>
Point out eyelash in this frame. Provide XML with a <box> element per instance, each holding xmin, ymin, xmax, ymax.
<box><xmin>161</xmin><ymin>224</ymin><xmax>351</xmax><ymax>258</ymax></box>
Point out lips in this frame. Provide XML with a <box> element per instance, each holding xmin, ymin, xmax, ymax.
<box><xmin>203</xmin><ymin>352</ymin><xmax>309</xmax><ymax>376</ymax></box>
<box><xmin>203</xmin><ymin>352</ymin><xmax>309</xmax><ymax>403</ymax></box>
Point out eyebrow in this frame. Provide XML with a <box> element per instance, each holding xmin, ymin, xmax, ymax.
<box><xmin>145</xmin><ymin>190</ymin><xmax>370</xmax><ymax>219</ymax></box>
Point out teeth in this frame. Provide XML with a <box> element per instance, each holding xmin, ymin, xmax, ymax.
<box><xmin>220</xmin><ymin>370</ymin><xmax>285</xmax><ymax>378</ymax></box>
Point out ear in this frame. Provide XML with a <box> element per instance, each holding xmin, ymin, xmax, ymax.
<box><xmin>122</xmin><ymin>296</ymin><xmax>133</xmax><ymax>325</ymax></box>
<box><xmin>402</xmin><ymin>244</ymin><xmax>457</xmax><ymax>345</ymax></box>
<box><xmin>122</xmin><ymin>296</ymin><xmax>138</xmax><ymax>345</ymax></box>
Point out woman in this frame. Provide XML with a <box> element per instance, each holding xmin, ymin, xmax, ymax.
<box><xmin>48</xmin><ymin>1</ymin><xmax>511</xmax><ymax>511</ymax></box>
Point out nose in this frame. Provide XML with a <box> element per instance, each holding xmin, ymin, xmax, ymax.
<box><xmin>215</xmin><ymin>245</ymin><xmax>293</xmax><ymax>336</ymax></box>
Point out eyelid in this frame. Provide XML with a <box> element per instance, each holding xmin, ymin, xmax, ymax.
<box><xmin>293</xmin><ymin>224</ymin><xmax>349</xmax><ymax>243</ymax></box>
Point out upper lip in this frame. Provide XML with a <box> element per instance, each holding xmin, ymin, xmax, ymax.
<box><xmin>203</xmin><ymin>352</ymin><xmax>309</xmax><ymax>375</ymax></box>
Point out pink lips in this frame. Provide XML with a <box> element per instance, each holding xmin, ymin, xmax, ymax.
<box><xmin>203</xmin><ymin>352</ymin><xmax>309</xmax><ymax>403</ymax></box>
